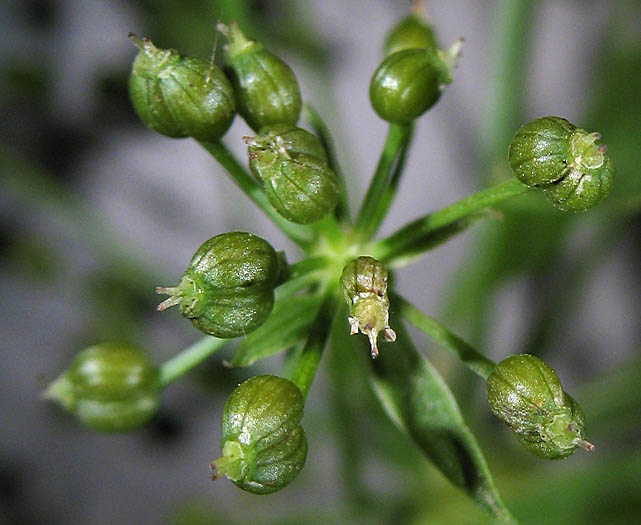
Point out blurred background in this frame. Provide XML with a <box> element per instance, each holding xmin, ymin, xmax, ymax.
<box><xmin>2</xmin><ymin>0</ymin><xmax>640</xmax><ymax>523</ymax></box>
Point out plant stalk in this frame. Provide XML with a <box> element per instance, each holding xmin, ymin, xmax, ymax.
<box><xmin>303</xmin><ymin>103</ymin><xmax>351</xmax><ymax>224</ymax></box>
<box><xmin>368</xmin><ymin>123</ymin><xmax>414</xmax><ymax>231</ymax></box>
<box><xmin>392</xmin><ymin>293</ymin><xmax>496</xmax><ymax>379</ymax></box>
<box><xmin>288</xmin><ymin>292</ymin><xmax>337</xmax><ymax>399</ymax></box>
<box><xmin>159</xmin><ymin>336</ymin><xmax>228</xmax><ymax>387</ymax></box>
<box><xmin>355</xmin><ymin>123</ymin><xmax>413</xmax><ymax>238</ymax></box>
<box><xmin>370</xmin><ymin>177</ymin><xmax>530</xmax><ymax>262</ymax></box>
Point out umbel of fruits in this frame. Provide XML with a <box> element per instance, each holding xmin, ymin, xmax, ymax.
<box><xmin>221</xmin><ymin>22</ymin><xmax>302</xmax><ymax>132</ymax></box>
<box><xmin>156</xmin><ymin>232</ymin><xmax>280</xmax><ymax>338</ymax></box>
<box><xmin>486</xmin><ymin>354</ymin><xmax>594</xmax><ymax>459</ymax></box>
<box><xmin>128</xmin><ymin>34</ymin><xmax>235</xmax><ymax>142</ymax></box>
<box><xmin>44</xmin><ymin>343</ymin><xmax>161</xmax><ymax>433</ymax></box>
<box><xmin>508</xmin><ymin>116</ymin><xmax>614</xmax><ymax>211</ymax></box>
<box><xmin>247</xmin><ymin>124</ymin><xmax>339</xmax><ymax>224</ymax></box>
<box><xmin>340</xmin><ymin>256</ymin><xmax>396</xmax><ymax>358</ymax></box>
<box><xmin>210</xmin><ymin>375</ymin><xmax>307</xmax><ymax>494</ymax></box>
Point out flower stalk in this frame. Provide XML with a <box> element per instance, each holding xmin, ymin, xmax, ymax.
<box><xmin>370</xmin><ymin>177</ymin><xmax>530</xmax><ymax>263</ymax></box>
<box><xmin>355</xmin><ymin>123</ymin><xmax>413</xmax><ymax>238</ymax></box>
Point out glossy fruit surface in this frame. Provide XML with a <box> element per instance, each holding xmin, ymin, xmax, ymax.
<box><xmin>156</xmin><ymin>232</ymin><xmax>279</xmax><ymax>338</ymax></box>
<box><xmin>248</xmin><ymin>126</ymin><xmax>338</xmax><ymax>224</ymax></box>
<box><xmin>45</xmin><ymin>343</ymin><xmax>160</xmax><ymax>433</ymax></box>
<box><xmin>486</xmin><ymin>354</ymin><xmax>593</xmax><ymax>459</ymax></box>
<box><xmin>508</xmin><ymin>116</ymin><xmax>614</xmax><ymax>211</ymax></box>
<box><xmin>369</xmin><ymin>48</ymin><xmax>450</xmax><ymax>123</ymax></box>
<box><xmin>223</xmin><ymin>23</ymin><xmax>301</xmax><ymax>132</ymax></box>
<box><xmin>211</xmin><ymin>375</ymin><xmax>307</xmax><ymax>494</ymax></box>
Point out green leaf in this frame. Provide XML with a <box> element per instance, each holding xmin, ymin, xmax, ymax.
<box><xmin>229</xmin><ymin>294</ymin><xmax>323</xmax><ymax>367</ymax></box>
<box><xmin>369</xmin><ymin>318</ymin><xmax>516</xmax><ymax>524</ymax></box>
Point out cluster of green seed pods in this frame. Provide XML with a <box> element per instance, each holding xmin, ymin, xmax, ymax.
<box><xmin>125</xmin><ymin>26</ymin><xmax>318</xmax><ymax>493</ymax></box>
<box><xmin>218</xmin><ymin>23</ymin><xmax>339</xmax><ymax>224</ymax></box>
<box><xmin>509</xmin><ymin>116</ymin><xmax>614</xmax><ymax>211</ymax></box>
<box><xmin>43</xmin><ymin>6</ymin><xmax>616</xmax><ymax>501</ymax></box>
<box><xmin>129</xmin><ymin>22</ymin><xmax>339</xmax><ymax>225</ymax></box>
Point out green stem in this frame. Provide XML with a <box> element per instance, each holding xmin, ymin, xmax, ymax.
<box><xmin>381</xmin><ymin>214</ymin><xmax>488</xmax><ymax>270</ymax></box>
<box><xmin>199</xmin><ymin>141</ymin><xmax>313</xmax><ymax>248</ymax></box>
<box><xmin>392</xmin><ymin>293</ymin><xmax>495</xmax><ymax>379</ymax></box>
<box><xmin>327</xmin><ymin>303</ymin><xmax>374</xmax><ymax>508</ymax></box>
<box><xmin>303</xmin><ymin>103</ymin><xmax>351</xmax><ymax>224</ymax></box>
<box><xmin>355</xmin><ymin>123</ymin><xmax>412</xmax><ymax>238</ymax></box>
<box><xmin>442</xmin><ymin>0</ymin><xmax>535</xmax><ymax>419</ymax></box>
<box><xmin>159</xmin><ymin>336</ymin><xmax>228</xmax><ymax>388</ymax></box>
<box><xmin>284</xmin><ymin>255</ymin><xmax>329</xmax><ymax>278</ymax></box>
<box><xmin>275</xmin><ymin>267</ymin><xmax>325</xmax><ymax>300</ymax></box>
<box><xmin>315</xmin><ymin>214</ymin><xmax>346</xmax><ymax>251</ymax></box>
<box><xmin>370</xmin><ymin>178</ymin><xmax>530</xmax><ymax>263</ymax></box>
<box><xmin>288</xmin><ymin>292</ymin><xmax>337</xmax><ymax>399</ymax></box>
<box><xmin>369</xmin><ymin>124</ymin><xmax>414</xmax><ymax>230</ymax></box>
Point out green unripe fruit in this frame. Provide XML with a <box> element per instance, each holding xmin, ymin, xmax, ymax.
<box><xmin>250</xmin><ymin>123</ymin><xmax>329</xmax><ymax>164</ymax></box>
<box><xmin>44</xmin><ymin>343</ymin><xmax>160</xmax><ymax>433</ymax></box>
<box><xmin>486</xmin><ymin>354</ymin><xmax>594</xmax><ymax>460</ymax></box>
<box><xmin>156</xmin><ymin>232</ymin><xmax>279</xmax><ymax>338</ymax></box>
<box><xmin>369</xmin><ymin>45</ymin><xmax>458</xmax><ymax>124</ymax></box>
<box><xmin>128</xmin><ymin>34</ymin><xmax>235</xmax><ymax>142</ymax></box>
<box><xmin>508</xmin><ymin>116</ymin><xmax>614</xmax><ymax>211</ymax></box>
<box><xmin>222</xmin><ymin>23</ymin><xmax>302</xmax><ymax>132</ymax></box>
<box><xmin>340</xmin><ymin>256</ymin><xmax>396</xmax><ymax>359</ymax></box>
<box><xmin>508</xmin><ymin>116</ymin><xmax>575</xmax><ymax>187</ymax></box>
<box><xmin>383</xmin><ymin>11</ymin><xmax>438</xmax><ymax>56</ymax></box>
<box><xmin>210</xmin><ymin>375</ymin><xmax>307</xmax><ymax>494</ymax></box>
<box><xmin>247</xmin><ymin>125</ymin><xmax>338</xmax><ymax>224</ymax></box>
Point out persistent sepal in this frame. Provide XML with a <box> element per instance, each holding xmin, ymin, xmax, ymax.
<box><xmin>340</xmin><ymin>256</ymin><xmax>396</xmax><ymax>358</ymax></box>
